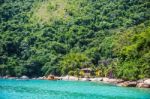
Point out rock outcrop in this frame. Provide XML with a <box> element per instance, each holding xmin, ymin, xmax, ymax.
<box><xmin>102</xmin><ymin>78</ymin><xmax>124</xmax><ymax>84</ymax></box>
<box><xmin>117</xmin><ymin>81</ymin><xmax>137</xmax><ymax>87</ymax></box>
<box><xmin>144</xmin><ymin>79</ymin><xmax>150</xmax><ymax>85</ymax></box>
<box><xmin>20</xmin><ymin>75</ymin><xmax>29</xmax><ymax>80</ymax></box>
<box><xmin>80</xmin><ymin>78</ymin><xmax>90</xmax><ymax>81</ymax></box>
<box><xmin>136</xmin><ymin>79</ymin><xmax>150</xmax><ymax>88</ymax></box>
<box><xmin>137</xmin><ymin>83</ymin><xmax>150</xmax><ymax>88</ymax></box>
<box><xmin>61</xmin><ymin>75</ymin><xmax>79</xmax><ymax>81</ymax></box>
<box><xmin>90</xmin><ymin>78</ymin><xmax>103</xmax><ymax>82</ymax></box>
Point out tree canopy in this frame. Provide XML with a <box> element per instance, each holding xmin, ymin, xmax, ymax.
<box><xmin>0</xmin><ymin>0</ymin><xmax>150</xmax><ymax>80</ymax></box>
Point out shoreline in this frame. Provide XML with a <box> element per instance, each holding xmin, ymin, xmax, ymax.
<box><xmin>59</xmin><ymin>76</ymin><xmax>150</xmax><ymax>88</ymax></box>
<box><xmin>1</xmin><ymin>76</ymin><xmax>150</xmax><ymax>88</ymax></box>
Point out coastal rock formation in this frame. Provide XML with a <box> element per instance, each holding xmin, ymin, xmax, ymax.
<box><xmin>37</xmin><ymin>77</ymin><xmax>44</xmax><ymax>80</ymax></box>
<box><xmin>80</xmin><ymin>78</ymin><xmax>90</xmax><ymax>81</ymax></box>
<box><xmin>137</xmin><ymin>83</ymin><xmax>150</xmax><ymax>88</ymax></box>
<box><xmin>102</xmin><ymin>78</ymin><xmax>109</xmax><ymax>82</ymax></box>
<box><xmin>144</xmin><ymin>79</ymin><xmax>150</xmax><ymax>85</ymax></box>
<box><xmin>8</xmin><ymin>77</ymin><xmax>18</xmax><ymax>80</ymax></box>
<box><xmin>137</xmin><ymin>79</ymin><xmax>144</xmax><ymax>83</ymax></box>
<box><xmin>3</xmin><ymin>76</ymin><xmax>9</xmax><ymax>79</ymax></box>
<box><xmin>108</xmin><ymin>79</ymin><xmax>123</xmax><ymax>84</ymax></box>
<box><xmin>20</xmin><ymin>76</ymin><xmax>29</xmax><ymax>80</ymax></box>
<box><xmin>62</xmin><ymin>76</ymin><xmax>78</xmax><ymax>81</ymax></box>
<box><xmin>102</xmin><ymin>78</ymin><xmax>124</xmax><ymax>84</ymax></box>
<box><xmin>90</xmin><ymin>78</ymin><xmax>103</xmax><ymax>82</ymax></box>
<box><xmin>47</xmin><ymin>75</ymin><xmax>55</xmax><ymax>80</ymax></box>
<box><xmin>117</xmin><ymin>81</ymin><xmax>137</xmax><ymax>87</ymax></box>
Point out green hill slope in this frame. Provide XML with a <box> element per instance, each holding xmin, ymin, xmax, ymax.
<box><xmin>0</xmin><ymin>0</ymin><xmax>150</xmax><ymax>80</ymax></box>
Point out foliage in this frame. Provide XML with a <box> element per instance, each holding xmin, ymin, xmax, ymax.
<box><xmin>59</xmin><ymin>52</ymin><xmax>89</xmax><ymax>75</ymax></box>
<box><xmin>0</xmin><ymin>0</ymin><xmax>150</xmax><ymax>80</ymax></box>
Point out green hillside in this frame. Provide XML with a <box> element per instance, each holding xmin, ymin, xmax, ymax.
<box><xmin>0</xmin><ymin>0</ymin><xmax>150</xmax><ymax>80</ymax></box>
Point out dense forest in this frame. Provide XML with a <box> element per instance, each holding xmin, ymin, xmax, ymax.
<box><xmin>0</xmin><ymin>0</ymin><xmax>150</xmax><ymax>80</ymax></box>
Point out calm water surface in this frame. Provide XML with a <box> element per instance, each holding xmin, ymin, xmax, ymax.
<box><xmin>0</xmin><ymin>79</ymin><xmax>150</xmax><ymax>99</ymax></box>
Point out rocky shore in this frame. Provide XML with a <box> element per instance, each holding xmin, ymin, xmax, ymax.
<box><xmin>60</xmin><ymin>76</ymin><xmax>150</xmax><ymax>88</ymax></box>
<box><xmin>1</xmin><ymin>75</ymin><xmax>150</xmax><ymax>88</ymax></box>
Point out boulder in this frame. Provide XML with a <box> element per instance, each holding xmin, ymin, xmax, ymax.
<box><xmin>3</xmin><ymin>75</ymin><xmax>9</xmax><ymax>79</ymax></box>
<box><xmin>90</xmin><ymin>78</ymin><xmax>103</xmax><ymax>82</ymax></box>
<box><xmin>97</xmin><ymin>78</ymin><xmax>103</xmax><ymax>81</ymax></box>
<box><xmin>62</xmin><ymin>76</ymin><xmax>78</xmax><ymax>81</ymax></box>
<box><xmin>80</xmin><ymin>78</ymin><xmax>90</xmax><ymax>81</ymax></box>
<box><xmin>20</xmin><ymin>75</ymin><xmax>29</xmax><ymax>80</ymax></box>
<box><xmin>31</xmin><ymin>78</ymin><xmax>36</xmax><ymax>80</ymax></box>
<box><xmin>137</xmin><ymin>83</ymin><xmax>150</xmax><ymax>88</ymax></box>
<box><xmin>68</xmin><ymin>76</ymin><xmax>79</xmax><ymax>81</ymax></box>
<box><xmin>116</xmin><ymin>79</ymin><xmax>124</xmax><ymax>83</ymax></box>
<box><xmin>47</xmin><ymin>75</ymin><xmax>55</xmax><ymax>80</ymax></box>
<box><xmin>55</xmin><ymin>77</ymin><xmax>62</xmax><ymax>80</ymax></box>
<box><xmin>43</xmin><ymin>76</ymin><xmax>47</xmax><ymax>80</ymax></box>
<box><xmin>118</xmin><ymin>81</ymin><xmax>137</xmax><ymax>87</ymax></box>
<box><xmin>37</xmin><ymin>77</ymin><xmax>44</xmax><ymax>80</ymax></box>
<box><xmin>61</xmin><ymin>75</ymin><xmax>69</xmax><ymax>80</ymax></box>
<box><xmin>107</xmin><ymin>79</ymin><xmax>124</xmax><ymax>84</ymax></box>
<box><xmin>102</xmin><ymin>77</ymin><xmax>109</xmax><ymax>82</ymax></box>
<box><xmin>102</xmin><ymin>78</ymin><xmax>124</xmax><ymax>84</ymax></box>
<box><xmin>137</xmin><ymin>79</ymin><xmax>144</xmax><ymax>83</ymax></box>
<box><xmin>8</xmin><ymin>77</ymin><xmax>18</xmax><ymax>80</ymax></box>
<box><xmin>144</xmin><ymin>79</ymin><xmax>150</xmax><ymax>85</ymax></box>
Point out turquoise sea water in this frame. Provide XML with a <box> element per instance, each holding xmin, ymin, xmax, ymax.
<box><xmin>0</xmin><ymin>79</ymin><xmax>150</xmax><ymax>99</ymax></box>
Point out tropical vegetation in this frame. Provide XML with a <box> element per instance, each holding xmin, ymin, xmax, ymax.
<box><xmin>0</xmin><ymin>0</ymin><xmax>150</xmax><ymax>80</ymax></box>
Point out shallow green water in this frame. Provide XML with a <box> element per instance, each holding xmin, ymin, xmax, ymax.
<box><xmin>0</xmin><ymin>79</ymin><xmax>150</xmax><ymax>99</ymax></box>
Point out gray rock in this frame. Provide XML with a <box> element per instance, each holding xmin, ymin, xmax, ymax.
<box><xmin>80</xmin><ymin>78</ymin><xmax>90</xmax><ymax>81</ymax></box>
<box><xmin>102</xmin><ymin>78</ymin><xmax>124</xmax><ymax>84</ymax></box>
<box><xmin>62</xmin><ymin>76</ymin><xmax>78</xmax><ymax>81</ymax></box>
<box><xmin>32</xmin><ymin>78</ymin><xmax>37</xmax><ymax>80</ymax></box>
<box><xmin>137</xmin><ymin>79</ymin><xmax>144</xmax><ymax>83</ymax></box>
<box><xmin>3</xmin><ymin>75</ymin><xmax>9</xmax><ymax>79</ymax></box>
<box><xmin>8</xmin><ymin>77</ymin><xmax>18</xmax><ymax>79</ymax></box>
<box><xmin>137</xmin><ymin>83</ymin><xmax>150</xmax><ymax>88</ymax></box>
<box><xmin>90</xmin><ymin>78</ymin><xmax>103</xmax><ymax>82</ymax></box>
<box><xmin>118</xmin><ymin>81</ymin><xmax>137</xmax><ymax>87</ymax></box>
<box><xmin>37</xmin><ymin>77</ymin><xmax>44</xmax><ymax>80</ymax></box>
<box><xmin>144</xmin><ymin>79</ymin><xmax>150</xmax><ymax>85</ymax></box>
<box><xmin>102</xmin><ymin>77</ymin><xmax>109</xmax><ymax>82</ymax></box>
<box><xmin>20</xmin><ymin>75</ymin><xmax>29</xmax><ymax>79</ymax></box>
